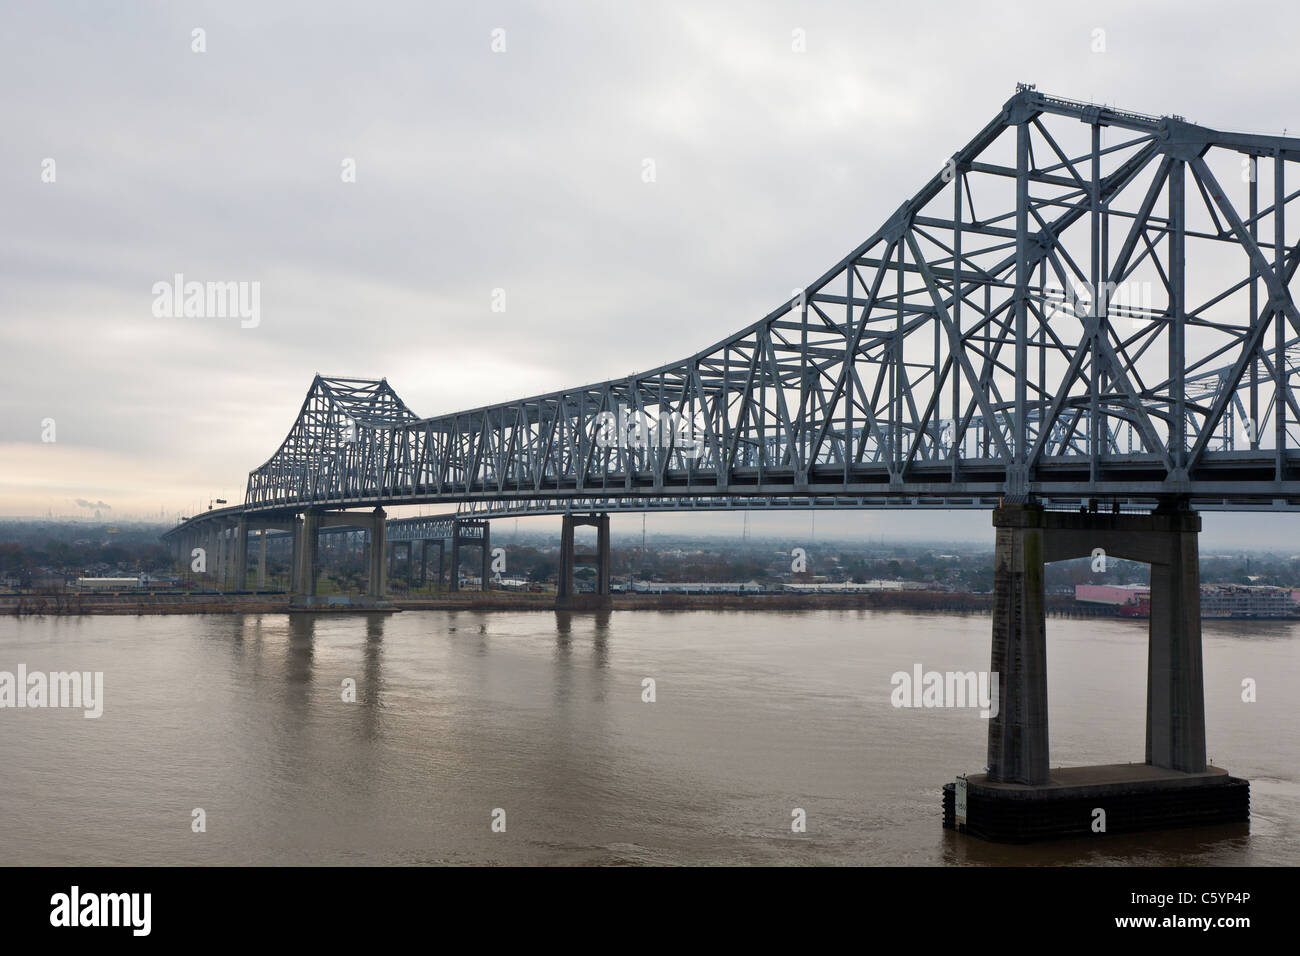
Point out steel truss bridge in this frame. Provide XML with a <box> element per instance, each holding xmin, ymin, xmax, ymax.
<box><xmin>165</xmin><ymin>87</ymin><xmax>1300</xmax><ymax>561</ymax></box>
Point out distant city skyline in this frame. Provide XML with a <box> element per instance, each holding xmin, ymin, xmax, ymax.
<box><xmin>2</xmin><ymin>506</ymin><xmax>1297</xmax><ymax>554</ymax></box>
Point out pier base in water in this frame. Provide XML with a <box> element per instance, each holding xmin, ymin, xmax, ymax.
<box><xmin>942</xmin><ymin>763</ymin><xmax>1249</xmax><ymax>843</ymax></box>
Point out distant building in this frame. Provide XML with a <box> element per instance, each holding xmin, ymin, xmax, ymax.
<box><xmin>1074</xmin><ymin>583</ymin><xmax>1148</xmax><ymax>607</ymax></box>
<box><xmin>782</xmin><ymin>580</ymin><xmax>904</xmax><ymax>592</ymax></box>
<box><xmin>631</xmin><ymin>581</ymin><xmax>766</xmax><ymax>594</ymax></box>
<box><xmin>74</xmin><ymin>573</ymin><xmax>174</xmax><ymax>590</ymax></box>
<box><xmin>1075</xmin><ymin>582</ymin><xmax>1299</xmax><ymax>619</ymax></box>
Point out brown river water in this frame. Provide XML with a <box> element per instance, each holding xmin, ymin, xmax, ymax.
<box><xmin>0</xmin><ymin>608</ymin><xmax>1294</xmax><ymax>865</ymax></box>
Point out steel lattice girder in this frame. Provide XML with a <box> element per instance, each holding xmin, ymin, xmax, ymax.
<box><xmin>235</xmin><ymin>89</ymin><xmax>1300</xmax><ymax>517</ymax></box>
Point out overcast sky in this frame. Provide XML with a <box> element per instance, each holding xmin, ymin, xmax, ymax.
<box><xmin>3</xmin><ymin>1</ymin><xmax>1300</xmax><ymax>549</ymax></box>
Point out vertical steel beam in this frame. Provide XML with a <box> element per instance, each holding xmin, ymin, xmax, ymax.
<box><xmin>1089</xmin><ymin>122</ymin><xmax>1101</xmax><ymax>485</ymax></box>
<box><xmin>1013</xmin><ymin>119</ymin><xmax>1030</xmax><ymax>489</ymax></box>
<box><xmin>1169</xmin><ymin>159</ymin><xmax>1186</xmax><ymax>473</ymax></box>
<box><xmin>1249</xmin><ymin>159</ymin><xmax>1260</xmax><ymax>448</ymax></box>
<box><xmin>1276</xmin><ymin>152</ymin><xmax>1287</xmax><ymax>481</ymax></box>
<box><xmin>951</xmin><ymin>167</ymin><xmax>963</xmax><ymax>477</ymax></box>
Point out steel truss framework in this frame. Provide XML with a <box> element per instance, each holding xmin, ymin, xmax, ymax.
<box><xmin>222</xmin><ymin>90</ymin><xmax>1300</xmax><ymax>523</ymax></box>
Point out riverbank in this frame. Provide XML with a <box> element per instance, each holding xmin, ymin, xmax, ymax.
<box><xmin>1</xmin><ymin>588</ymin><xmax>1011</xmax><ymax>615</ymax></box>
<box><xmin>0</xmin><ymin>592</ymin><xmax>291</xmax><ymax>615</ymax></box>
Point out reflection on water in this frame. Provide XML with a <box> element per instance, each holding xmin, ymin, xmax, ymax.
<box><xmin>0</xmin><ymin>609</ymin><xmax>1294</xmax><ymax>865</ymax></box>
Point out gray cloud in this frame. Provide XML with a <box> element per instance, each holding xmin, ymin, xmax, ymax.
<box><xmin>3</xmin><ymin>1</ymin><xmax>1300</xmax><ymax>543</ymax></box>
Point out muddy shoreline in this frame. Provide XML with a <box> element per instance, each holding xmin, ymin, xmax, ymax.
<box><xmin>0</xmin><ymin>589</ymin><xmax>1095</xmax><ymax>616</ymax></box>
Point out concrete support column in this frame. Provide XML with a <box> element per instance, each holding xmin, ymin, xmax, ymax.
<box><xmin>449</xmin><ymin>521</ymin><xmax>489</xmax><ymax>592</ymax></box>
<box><xmin>215</xmin><ymin>524</ymin><xmax>227</xmax><ymax>585</ymax></box>
<box><xmin>430</xmin><ymin>540</ymin><xmax>445</xmax><ymax>590</ymax></box>
<box><xmin>557</xmin><ymin>513</ymin><xmax>610</xmax><ymax>599</ymax></box>
<box><xmin>289</xmin><ymin>516</ymin><xmax>302</xmax><ymax>595</ymax></box>
<box><xmin>293</xmin><ymin>512</ymin><xmax>320</xmax><ymax>599</ymax></box>
<box><xmin>418</xmin><ymin>539</ymin><xmax>444</xmax><ymax>591</ymax></box>
<box><xmin>257</xmin><ymin>530</ymin><xmax>267</xmax><ymax>588</ymax></box>
<box><xmin>558</xmin><ymin>514</ymin><xmax>575</xmax><ymax>599</ymax></box>
<box><xmin>387</xmin><ymin>541</ymin><xmax>415</xmax><ymax>590</ymax></box>
<box><xmin>1146</xmin><ymin>509</ymin><xmax>1206</xmax><ymax>772</ymax></box>
<box><xmin>596</xmin><ymin>513</ymin><xmax>610</xmax><ymax>596</ymax></box>
<box><xmin>367</xmin><ymin>507</ymin><xmax>386</xmax><ymax>598</ymax></box>
<box><xmin>450</xmin><ymin>524</ymin><xmax>461</xmax><ymax>593</ymax></box>
<box><xmin>417</xmin><ymin>539</ymin><xmax>445</xmax><ymax>591</ymax></box>
<box><xmin>984</xmin><ymin>502</ymin><xmax>1207</xmax><ymax>783</ymax></box>
<box><xmin>205</xmin><ymin>526</ymin><xmax>215</xmax><ymax>580</ymax></box>
<box><xmin>987</xmin><ymin>504</ymin><xmax>1050</xmax><ymax>785</ymax></box>
<box><xmin>232</xmin><ymin>518</ymin><xmax>248</xmax><ymax>591</ymax></box>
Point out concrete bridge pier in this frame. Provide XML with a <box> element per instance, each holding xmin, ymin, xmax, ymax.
<box><xmin>202</xmin><ymin>524</ymin><xmax>216</xmax><ymax>582</ymax></box>
<box><xmin>285</xmin><ymin>509</ymin><xmax>388</xmax><ymax>605</ymax></box>
<box><xmin>240</xmin><ymin>518</ymin><xmax>293</xmax><ymax>592</ymax></box>
<box><xmin>214</xmin><ymin>522</ymin><xmax>226</xmax><ymax>585</ymax></box>
<box><xmin>449</xmin><ymin>520</ymin><xmax>490</xmax><ymax>592</ymax></box>
<box><xmin>366</xmin><ymin>508</ymin><xmax>386</xmax><ymax>598</ymax></box>
<box><xmin>945</xmin><ymin>501</ymin><xmax>1246</xmax><ymax>841</ymax></box>
<box><xmin>986</xmin><ymin>504</ymin><xmax>1050</xmax><ymax>785</ymax></box>
<box><xmin>420</xmin><ymin>539</ymin><xmax>445</xmax><ymax>591</ymax></box>
<box><xmin>223</xmin><ymin>521</ymin><xmax>235</xmax><ymax>586</ymax></box>
<box><xmin>257</xmin><ymin>529</ymin><xmax>267</xmax><ymax>588</ymax></box>
<box><xmin>291</xmin><ymin>512</ymin><xmax>320</xmax><ymax>599</ymax></box>
<box><xmin>230</xmin><ymin>517</ymin><xmax>248</xmax><ymax>590</ymax></box>
<box><xmin>557</xmin><ymin>513</ymin><xmax>611</xmax><ymax>604</ymax></box>
<box><xmin>1144</xmin><ymin>505</ymin><xmax>1206</xmax><ymax>773</ymax></box>
<box><xmin>387</xmin><ymin>541</ymin><xmax>418</xmax><ymax>591</ymax></box>
<box><xmin>987</xmin><ymin>502</ymin><xmax>1209</xmax><ymax>782</ymax></box>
